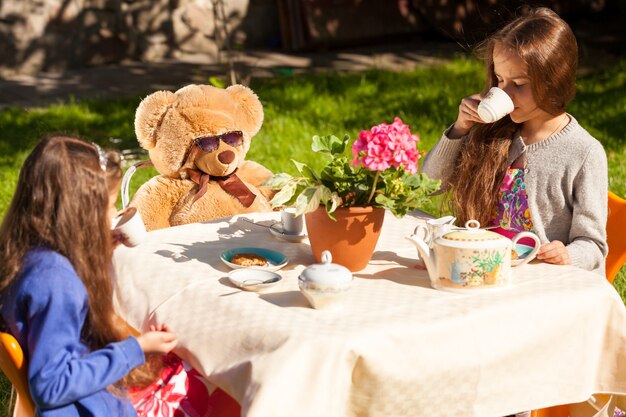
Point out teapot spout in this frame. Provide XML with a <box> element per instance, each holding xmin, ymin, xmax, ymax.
<box><xmin>405</xmin><ymin>234</ymin><xmax>436</xmax><ymax>280</ymax></box>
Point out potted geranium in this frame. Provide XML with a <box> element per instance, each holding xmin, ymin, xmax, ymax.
<box><xmin>263</xmin><ymin>117</ymin><xmax>440</xmax><ymax>271</ymax></box>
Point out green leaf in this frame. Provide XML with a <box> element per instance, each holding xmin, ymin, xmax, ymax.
<box><xmin>323</xmin><ymin>201</ymin><xmax>337</xmax><ymax>221</ymax></box>
<box><xmin>208</xmin><ymin>76</ymin><xmax>225</xmax><ymax>88</ymax></box>
<box><xmin>291</xmin><ymin>160</ymin><xmax>307</xmax><ymax>175</ymax></box>
<box><xmin>270</xmin><ymin>181</ymin><xmax>297</xmax><ymax>207</ymax></box>
<box><xmin>419</xmin><ymin>174</ymin><xmax>442</xmax><ymax>194</ymax></box>
<box><xmin>403</xmin><ymin>173</ymin><xmax>441</xmax><ymax>194</ymax></box>
<box><xmin>291</xmin><ymin>160</ymin><xmax>320</xmax><ymax>182</ymax></box>
<box><xmin>318</xmin><ymin>185</ymin><xmax>333</xmax><ymax>203</ymax></box>
<box><xmin>312</xmin><ymin>134</ymin><xmax>348</xmax><ymax>155</ymax></box>
<box><xmin>283</xmin><ymin>183</ymin><xmax>309</xmax><ymax>207</ymax></box>
<box><xmin>375</xmin><ymin>194</ymin><xmax>395</xmax><ymax>208</ymax></box>
<box><xmin>294</xmin><ymin>187</ymin><xmax>322</xmax><ymax>216</ymax></box>
<box><xmin>328</xmin><ymin>194</ymin><xmax>341</xmax><ymax>213</ymax></box>
<box><xmin>403</xmin><ymin>174</ymin><xmax>422</xmax><ymax>187</ymax></box>
<box><xmin>262</xmin><ymin>173</ymin><xmax>293</xmax><ymax>189</ymax></box>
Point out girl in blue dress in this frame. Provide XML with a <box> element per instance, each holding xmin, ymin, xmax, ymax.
<box><xmin>0</xmin><ymin>136</ymin><xmax>239</xmax><ymax>417</ymax></box>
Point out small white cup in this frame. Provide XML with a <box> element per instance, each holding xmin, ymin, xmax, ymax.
<box><xmin>112</xmin><ymin>207</ymin><xmax>147</xmax><ymax>247</ymax></box>
<box><xmin>281</xmin><ymin>207</ymin><xmax>304</xmax><ymax>235</ymax></box>
<box><xmin>477</xmin><ymin>87</ymin><xmax>514</xmax><ymax>123</ymax></box>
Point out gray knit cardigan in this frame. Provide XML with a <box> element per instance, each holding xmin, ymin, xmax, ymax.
<box><xmin>421</xmin><ymin>115</ymin><xmax>608</xmax><ymax>275</ymax></box>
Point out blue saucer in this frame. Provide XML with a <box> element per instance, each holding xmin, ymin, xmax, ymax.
<box><xmin>220</xmin><ymin>247</ymin><xmax>288</xmax><ymax>272</ymax></box>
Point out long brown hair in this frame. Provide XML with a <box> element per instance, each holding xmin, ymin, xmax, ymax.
<box><xmin>450</xmin><ymin>7</ymin><xmax>578</xmax><ymax>224</ymax></box>
<box><xmin>0</xmin><ymin>135</ymin><xmax>156</xmax><ymax>389</ymax></box>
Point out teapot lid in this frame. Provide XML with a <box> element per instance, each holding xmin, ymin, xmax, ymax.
<box><xmin>299</xmin><ymin>251</ymin><xmax>352</xmax><ymax>285</ymax></box>
<box><xmin>441</xmin><ymin>220</ymin><xmax>506</xmax><ymax>242</ymax></box>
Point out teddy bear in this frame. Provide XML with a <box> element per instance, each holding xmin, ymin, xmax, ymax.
<box><xmin>130</xmin><ymin>84</ymin><xmax>275</xmax><ymax>231</ymax></box>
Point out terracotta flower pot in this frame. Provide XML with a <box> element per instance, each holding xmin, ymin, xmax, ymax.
<box><xmin>304</xmin><ymin>206</ymin><xmax>385</xmax><ymax>272</ymax></box>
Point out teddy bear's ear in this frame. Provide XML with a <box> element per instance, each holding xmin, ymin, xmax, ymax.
<box><xmin>135</xmin><ymin>90</ymin><xmax>177</xmax><ymax>150</ymax></box>
<box><xmin>225</xmin><ymin>85</ymin><xmax>264</xmax><ymax>137</ymax></box>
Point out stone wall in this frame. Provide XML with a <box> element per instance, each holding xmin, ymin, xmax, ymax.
<box><xmin>0</xmin><ymin>0</ymin><xmax>618</xmax><ymax>76</ymax></box>
<box><xmin>0</xmin><ymin>0</ymin><xmax>280</xmax><ymax>76</ymax></box>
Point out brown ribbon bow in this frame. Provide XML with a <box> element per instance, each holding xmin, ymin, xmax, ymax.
<box><xmin>186</xmin><ymin>168</ymin><xmax>257</xmax><ymax>208</ymax></box>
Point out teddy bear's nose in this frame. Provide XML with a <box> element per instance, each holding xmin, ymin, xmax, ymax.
<box><xmin>218</xmin><ymin>150</ymin><xmax>235</xmax><ymax>164</ymax></box>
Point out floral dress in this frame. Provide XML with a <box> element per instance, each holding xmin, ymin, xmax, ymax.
<box><xmin>489</xmin><ymin>166</ymin><xmax>538</xmax><ymax>252</ymax></box>
<box><xmin>129</xmin><ymin>353</ymin><xmax>240</xmax><ymax>417</ymax></box>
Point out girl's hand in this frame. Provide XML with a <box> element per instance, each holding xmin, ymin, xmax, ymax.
<box><xmin>537</xmin><ymin>240</ymin><xmax>571</xmax><ymax>265</ymax></box>
<box><xmin>136</xmin><ymin>324</ymin><xmax>178</xmax><ymax>354</ymax></box>
<box><xmin>449</xmin><ymin>93</ymin><xmax>484</xmax><ymax>138</ymax></box>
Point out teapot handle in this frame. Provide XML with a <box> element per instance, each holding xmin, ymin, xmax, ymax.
<box><xmin>412</xmin><ymin>225</ymin><xmax>431</xmax><ymax>244</ymax></box>
<box><xmin>511</xmin><ymin>232</ymin><xmax>542</xmax><ymax>267</ymax></box>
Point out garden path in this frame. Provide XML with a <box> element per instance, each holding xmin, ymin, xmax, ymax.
<box><xmin>0</xmin><ymin>41</ymin><xmax>459</xmax><ymax>109</ymax></box>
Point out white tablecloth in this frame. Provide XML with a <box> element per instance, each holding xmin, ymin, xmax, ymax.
<box><xmin>113</xmin><ymin>211</ymin><xmax>626</xmax><ymax>417</ymax></box>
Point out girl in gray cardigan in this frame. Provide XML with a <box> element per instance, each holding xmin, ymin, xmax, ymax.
<box><xmin>422</xmin><ymin>8</ymin><xmax>608</xmax><ymax>275</ymax></box>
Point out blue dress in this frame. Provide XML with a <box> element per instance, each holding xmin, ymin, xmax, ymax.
<box><xmin>0</xmin><ymin>248</ymin><xmax>145</xmax><ymax>417</ymax></box>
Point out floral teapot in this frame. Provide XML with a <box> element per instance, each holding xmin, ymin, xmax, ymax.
<box><xmin>406</xmin><ymin>220</ymin><xmax>541</xmax><ymax>292</ymax></box>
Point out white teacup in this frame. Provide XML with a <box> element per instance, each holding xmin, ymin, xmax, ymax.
<box><xmin>281</xmin><ymin>207</ymin><xmax>304</xmax><ymax>235</ymax></box>
<box><xmin>477</xmin><ymin>87</ymin><xmax>514</xmax><ymax>123</ymax></box>
<box><xmin>112</xmin><ymin>207</ymin><xmax>147</xmax><ymax>247</ymax></box>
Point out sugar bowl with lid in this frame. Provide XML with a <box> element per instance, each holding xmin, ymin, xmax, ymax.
<box><xmin>298</xmin><ymin>250</ymin><xmax>352</xmax><ymax>309</ymax></box>
<box><xmin>406</xmin><ymin>220</ymin><xmax>541</xmax><ymax>292</ymax></box>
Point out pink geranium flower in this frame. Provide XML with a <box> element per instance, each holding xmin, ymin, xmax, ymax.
<box><xmin>352</xmin><ymin>117</ymin><xmax>420</xmax><ymax>174</ymax></box>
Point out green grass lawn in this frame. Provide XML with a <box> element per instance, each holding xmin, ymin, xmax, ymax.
<box><xmin>0</xmin><ymin>57</ymin><xmax>625</xmax><ymax>415</ymax></box>
<box><xmin>0</xmin><ymin>380</ymin><xmax>10</xmax><ymax>417</ymax></box>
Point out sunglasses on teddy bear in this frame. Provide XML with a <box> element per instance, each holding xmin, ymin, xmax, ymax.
<box><xmin>193</xmin><ymin>131</ymin><xmax>244</xmax><ymax>153</ymax></box>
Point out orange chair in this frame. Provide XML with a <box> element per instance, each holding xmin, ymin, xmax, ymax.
<box><xmin>531</xmin><ymin>191</ymin><xmax>626</xmax><ymax>417</ymax></box>
<box><xmin>606</xmin><ymin>191</ymin><xmax>626</xmax><ymax>283</ymax></box>
<box><xmin>0</xmin><ymin>332</ymin><xmax>36</xmax><ymax>417</ymax></box>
